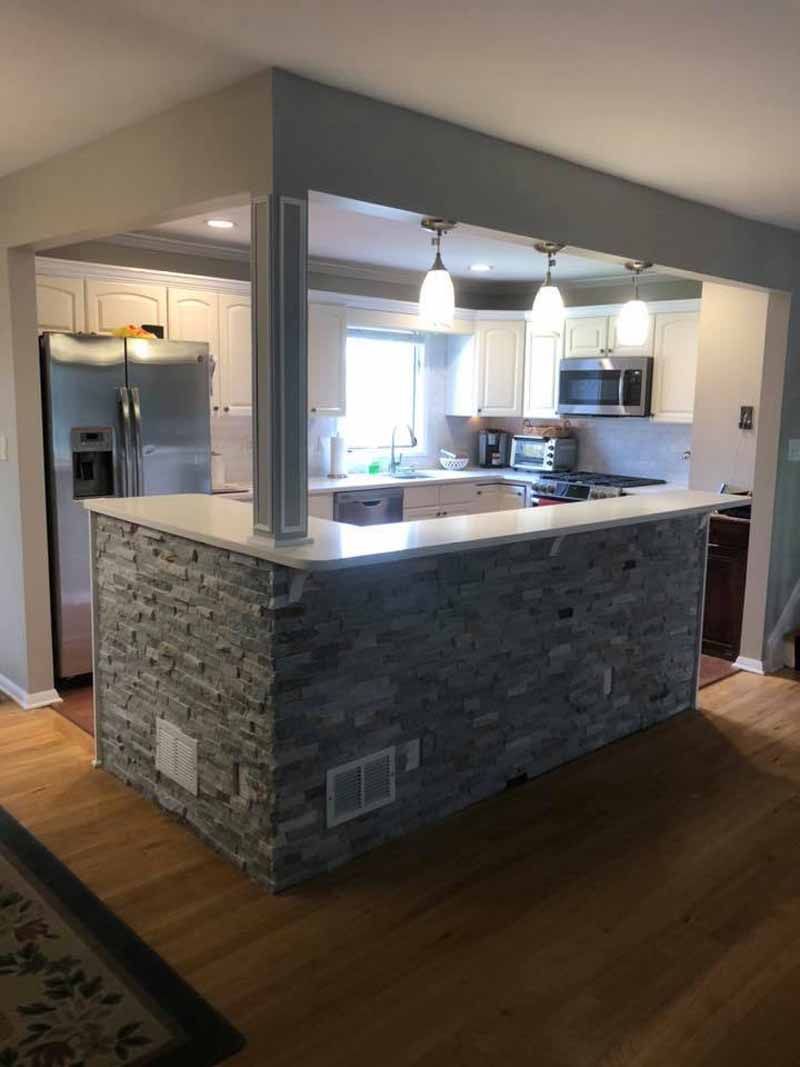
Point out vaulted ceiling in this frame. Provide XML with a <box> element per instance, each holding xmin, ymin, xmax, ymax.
<box><xmin>5</xmin><ymin>1</ymin><xmax>800</xmax><ymax>228</ymax></box>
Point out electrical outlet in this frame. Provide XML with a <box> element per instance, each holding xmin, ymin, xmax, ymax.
<box><xmin>402</xmin><ymin>738</ymin><xmax>421</xmax><ymax>772</ymax></box>
<box><xmin>789</xmin><ymin>439</ymin><xmax>800</xmax><ymax>463</ymax></box>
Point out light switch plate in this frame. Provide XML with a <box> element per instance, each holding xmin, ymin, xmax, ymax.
<box><xmin>0</xmin><ymin>433</ymin><xmax>7</xmax><ymax>462</ymax></box>
<box><xmin>789</xmin><ymin>439</ymin><xmax>800</xmax><ymax>462</ymax></box>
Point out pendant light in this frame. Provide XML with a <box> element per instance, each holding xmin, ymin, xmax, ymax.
<box><xmin>419</xmin><ymin>218</ymin><xmax>457</xmax><ymax>327</ymax></box>
<box><xmin>531</xmin><ymin>241</ymin><xmax>566</xmax><ymax>334</ymax></box>
<box><xmin>616</xmin><ymin>260</ymin><xmax>653</xmax><ymax>346</ymax></box>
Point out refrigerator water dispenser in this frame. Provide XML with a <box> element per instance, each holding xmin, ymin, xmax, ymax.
<box><xmin>71</xmin><ymin>427</ymin><xmax>115</xmax><ymax>499</ymax></box>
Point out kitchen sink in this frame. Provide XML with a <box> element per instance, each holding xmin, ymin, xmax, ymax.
<box><xmin>390</xmin><ymin>470</ymin><xmax>431</xmax><ymax>479</ymax></box>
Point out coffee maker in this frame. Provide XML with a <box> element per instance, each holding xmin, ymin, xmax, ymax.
<box><xmin>478</xmin><ymin>429</ymin><xmax>511</xmax><ymax>468</ymax></box>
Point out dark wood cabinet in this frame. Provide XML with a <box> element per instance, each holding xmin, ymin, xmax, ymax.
<box><xmin>702</xmin><ymin>515</ymin><xmax>750</xmax><ymax>661</ymax></box>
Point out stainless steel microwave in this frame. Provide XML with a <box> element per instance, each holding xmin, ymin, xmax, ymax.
<box><xmin>558</xmin><ymin>356</ymin><xmax>653</xmax><ymax>417</ymax></box>
<box><xmin>510</xmin><ymin>434</ymin><xmax>577</xmax><ymax>473</ymax></box>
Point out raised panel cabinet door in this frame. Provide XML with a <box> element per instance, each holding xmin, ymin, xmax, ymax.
<box><xmin>219</xmin><ymin>293</ymin><xmax>252</xmax><ymax>415</ymax></box>
<box><xmin>651</xmin><ymin>311</ymin><xmax>699</xmax><ymax>422</ymax></box>
<box><xmin>36</xmin><ymin>276</ymin><xmax>86</xmax><ymax>332</ymax></box>
<box><xmin>308</xmin><ymin>493</ymin><xmax>334</xmax><ymax>520</ymax></box>
<box><xmin>308</xmin><ymin>304</ymin><xmax>347</xmax><ymax>416</ymax></box>
<box><xmin>523</xmin><ymin>327</ymin><xmax>560</xmax><ymax>418</ymax></box>
<box><xmin>563</xmin><ymin>315</ymin><xmax>609</xmax><ymax>358</ymax></box>
<box><xmin>167</xmin><ymin>288</ymin><xmax>220</xmax><ymax>412</ymax></box>
<box><xmin>607</xmin><ymin>311</ymin><xmax>654</xmax><ymax>356</ymax></box>
<box><xmin>85</xmin><ymin>279</ymin><xmax>167</xmax><ymax>333</ymax></box>
<box><xmin>476</xmin><ymin>321</ymin><xmax>524</xmax><ymax>416</ymax></box>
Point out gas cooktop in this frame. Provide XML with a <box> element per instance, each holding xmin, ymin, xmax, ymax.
<box><xmin>529</xmin><ymin>471</ymin><xmax>667</xmax><ymax>502</ymax></box>
<box><xmin>537</xmin><ymin>471</ymin><xmax>666</xmax><ymax>489</ymax></box>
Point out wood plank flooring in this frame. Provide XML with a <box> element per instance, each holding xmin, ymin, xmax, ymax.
<box><xmin>3</xmin><ymin>673</ymin><xmax>800</xmax><ymax>1066</ymax></box>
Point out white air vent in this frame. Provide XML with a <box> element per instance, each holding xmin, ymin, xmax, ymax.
<box><xmin>155</xmin><ymin>718</ymin><xmax>198</xmax><ymax>796</ymax></box>
<box><xmin>326</xmin><ymin>746</ymin><xmax>396</xmax><ymax>827</ymax></box>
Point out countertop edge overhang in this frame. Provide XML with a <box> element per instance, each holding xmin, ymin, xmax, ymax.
<box><xmin>84</xmin><ymin>491</ymin><xmax>741</xmax><ymax>573</ymax></box>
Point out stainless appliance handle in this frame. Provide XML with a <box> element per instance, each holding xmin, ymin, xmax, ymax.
<box><xmin>130</xmin><ymin>386</ymin><xmax>143</xmax><ymax>496</ymax></box>
<box><xmin>618</xmin><ymin>371</ymin><xmax>626</xmax><ymax>410</ymax></box>
<box><xmin>118</xmin><ymin>386</ymin><xmax>133</xmax><ymax>496</ymax></box>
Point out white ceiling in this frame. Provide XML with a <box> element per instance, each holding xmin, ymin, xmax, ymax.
<box><xmin>145</xmin><ymin>195</ymin><xmax>639</xmax><ymax>282</ymax></box>
<box><xmin>4</xmin><ymin>1</ymin><xmax>800</xmax><ymax>229</ymax></box>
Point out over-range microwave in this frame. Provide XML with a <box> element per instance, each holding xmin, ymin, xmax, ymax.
<box><xmin>510</xmin><ymin>434</ymin><xmax>577</xmax><ymax>473</ymax></box>
<box><xmin>558</xmin><ymin>356</ymin><xmax>653</xmax><ymax>417</ymax></box>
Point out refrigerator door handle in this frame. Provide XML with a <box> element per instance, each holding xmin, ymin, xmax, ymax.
<box><xmin>130</xmin><ymin>386</ymin><xmax>144</xmax><ymax>496</ymax></box>
<box><xmin>118</xmin><ymin>386</ymin><xmax>133</xmax><ymax>496</ymax></box>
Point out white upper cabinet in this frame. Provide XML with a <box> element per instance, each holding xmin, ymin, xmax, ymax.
<box><xmin>36</xmin><ymin>276</ymin><xmax>85</xmax><ymax>332</ymax></box>
<box><xmin>523</xmin><ymin>327</ymin><xmax>560</xmax><ymax>419</ymax></box>
<box><xmin>85</xmin><ymin>279</ymin><xmax>167</xmax><ymax>333</ymax></box>
<box><xmin>218</xmin><ymin>293</ymin><xmax>252</xmax><ymax>416</ymax></box>
<box><xmin>607</xmin><ymin>311</ymin><xmax>654</xmax><ymax>357</ymax></box>
<box><xmin>446</xmin><ymin>321</ymin><xmax>524</xmax><ymax>417</ymax></box>
<box><xmin>167</xmin><ymin>288</ymin><xmax>220</xmax><ymax>411</ymax></box>
<box><xmin>308</xmin><ymin>304</ymin><xmax>347</xmax><ymax>417</ymax></box>
<box><xmin>651</xmin><ymin>311</ymin><xmax>699</xmax><ymax>423</ymax></box>
<box><xmin>563</xmin><ymin>315</ymin><xmax>609</xmax><ymax>358</ymax></box>
<box><xmin>476</xmin><ymin>322</ymin><xmax>524</xmax><ymax>416</ymax></box>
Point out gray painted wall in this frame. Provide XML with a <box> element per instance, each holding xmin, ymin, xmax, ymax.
<box><xmin>271</xmin><ymin>69</ymin><xmax>798</xmax><ymax>661</ymax></box>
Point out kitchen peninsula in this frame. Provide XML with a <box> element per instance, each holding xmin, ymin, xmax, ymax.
<box><xmin>86</xmin><ymin>489</ymin><xmax>735</xmax><ymax>891</ymax></box>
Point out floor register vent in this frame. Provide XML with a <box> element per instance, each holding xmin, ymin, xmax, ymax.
<box><xmin>155</xmin><ymin>718</ymin><xmax>199</xmax><ymax>796</ymax></box>
<box><xmin>326</xmin><ymin>746</ymin><xmax>396</xmax><ymax>828</ymax></box>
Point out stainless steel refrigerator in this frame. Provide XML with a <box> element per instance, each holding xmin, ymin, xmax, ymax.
<box><xmin>41</xmin><ymin>332</ymin><xmax>212</xmax><ymax>680</ymax></box>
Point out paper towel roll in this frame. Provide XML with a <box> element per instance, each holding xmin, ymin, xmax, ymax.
<box><xmin>329</xmin><ymin>433</ymin><xmax>347</xmax><ymax>479</ymax></box>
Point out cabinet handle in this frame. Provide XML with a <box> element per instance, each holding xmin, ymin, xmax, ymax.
<box><xmin>212</xmin><ymin>405</ymin><xmax>219</xmax><ymax>412</ymax></box>
<box><xmin>223</xmin><ymin>405</ymin><xmax>230</xmax><ymax>413</ymax></box>
<box><xmin>477</xmin><ymin>407</ymin><xmax>482</xmax><ymax>413</ymax></box>
<box><xmin>311</xmin><ymin>407</ymin><xmax>317</xmax><ymax>413</ymax></box>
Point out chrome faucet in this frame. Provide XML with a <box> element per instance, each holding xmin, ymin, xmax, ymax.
<box><xmin>390</xmin><ymin>423</ymin><xmax>418</xmax><ymax>474</ymax></box>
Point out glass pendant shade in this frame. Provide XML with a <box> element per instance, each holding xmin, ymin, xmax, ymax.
<box><xmin>616</xmin><ymin>298</ymin><xmax>650</xmax><ymax>346</ymax></box>
<box><xmin>419</xmin><ymin>254</ymin><xmax>455</xmax><ymax>327</ymax></box>
<box><xmin>531</xmin><ymin>281</ymin><xmax>565</xmax><ymax>334</ymax></box>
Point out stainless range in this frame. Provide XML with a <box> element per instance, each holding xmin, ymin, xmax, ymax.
<box><xmin>528</xmin><ymin>470</ymin><xmax>666</xmax><ymax>504</ymax></box>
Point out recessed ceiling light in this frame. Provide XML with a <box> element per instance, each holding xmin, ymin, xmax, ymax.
<box><xmin>207</xmin><ymin>218</ymin><xmax>235</xmax><ymax>229</ymax></box>
<box><xmin>469</xmin><ymin>263</ymin><xmax>493</xmax><ymax>273</ymax></box>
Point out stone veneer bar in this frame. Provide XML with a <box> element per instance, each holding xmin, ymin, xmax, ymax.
<box><xmin>92</xmin><ymin>509</ymin><xmax>706</xmax><ymax>891</ymax></box>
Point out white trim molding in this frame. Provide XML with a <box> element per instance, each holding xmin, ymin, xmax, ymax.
<box><xmin>734</xmin><ymin>655</ymin><xmax>767</xmax><ymax>675</ymax></box>
<box><xmin>36</xmin><ymin>256</ymin><xmax>251</xmax><ymax>297</ymax></box>
<box><xmin>0</xmin><ymin>673</ymin><xmax>62</xmax><ymax>710</ymax></box>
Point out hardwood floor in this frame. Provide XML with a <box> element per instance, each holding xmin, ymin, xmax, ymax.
<box><xmin>3</xmin><ymin>674</ymin><xmax>800</xmax><ymax>1065</ymax></box>
<box><xmin>55</xmin><ymin>681</ymin><xmax>94</xmax><ymax>735</ymax></box>
<box><xmin>699</xmin><ymin>653</ymin><xmax>740</xmax><ymax>689</ymax></box>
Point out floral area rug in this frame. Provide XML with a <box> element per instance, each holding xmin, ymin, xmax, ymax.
<box><xmin>0</xmin><ymin>806</ymin><xmax>244</xmax><ymax>1066</ymax></box>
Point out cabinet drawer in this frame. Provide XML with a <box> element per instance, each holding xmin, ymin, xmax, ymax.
<box><xmin>404</xmin><ymin>505</ymin><xmax>441</xmax><ymax>521</ymax></box>
<box><xmin>709</xmin><ymin>515</ymin><xmax>750</xmax><ymax>550</ymax></box>
<box><xmin>404</xmin><ymin>485</ymin><xmax>440</xmax><ymax>508</ymax></box>
<box><xmin>439</xmin><ymin>482</ymin><xmax>478</xmax><ymax>506</ymax></box>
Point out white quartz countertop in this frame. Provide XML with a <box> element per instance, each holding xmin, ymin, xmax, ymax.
<box><xmin>85</xmin><ymin>489</ymin><xmax>738</xmax><ymax>572</ymax></box>
<box><xmin>308</xmin><ymin>468</ymin><xmax>690</xmax><ymax>495</ymax></box>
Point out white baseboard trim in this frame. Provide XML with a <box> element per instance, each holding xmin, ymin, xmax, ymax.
<box><xmin>0</xmin><ymin>673</ymin><xmax>62</xmax><ymax>710</ymax></box>
<box><xmin>734</xmin><ymin>656</ymin><xmax>766</xmax><ymax>675</ymax></box>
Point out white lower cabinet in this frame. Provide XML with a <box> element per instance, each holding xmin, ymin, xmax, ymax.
<box><xmin>308</xmin><ymin>494</ymin><xmax>334</xmax><ymax>520</ymax></box>
<box><xmin>651</xmin><ymin>312</ymin><xmax>699</xmax><ymax>422</ymax></box>
<box><xmin>402</xmin><ymin>479</ymin><xmax>525</xmax><ymax>521</ymax></box>
<box><xmin>474</xmin><ymin>483</ymin><xmax>527</xmax><ymax>511</ymax></box>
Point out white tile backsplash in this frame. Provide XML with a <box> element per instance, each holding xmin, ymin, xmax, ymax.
<box><xmin>211</xmin><ymin>413</ymin><xmax>253</xmax><ymax>487</ymax></box>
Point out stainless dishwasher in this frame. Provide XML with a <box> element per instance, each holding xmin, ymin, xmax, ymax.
<box><xmin>334</xmin><ymin>487</ymin><xmax>404</xmax><ymax>525</ymax></box>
